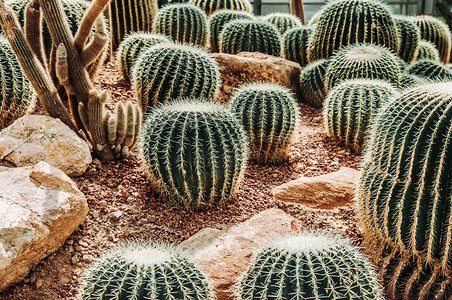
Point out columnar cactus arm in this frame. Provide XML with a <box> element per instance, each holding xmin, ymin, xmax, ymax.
<box><xmin>24</xmin><ymin>0</ymin><xmax>47</xmax><ymax>68</ymax></box>
<box><xmin>80</xmin><ymin>17</ymin><xmax>108</xmax><ymax>67</ymax></box>
<box><xmin>74</xmin><ymin>0</ymin><xmax>110</xmax><ymax>52</ymax></box>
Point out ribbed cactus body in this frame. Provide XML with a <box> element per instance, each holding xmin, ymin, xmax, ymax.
<box><xmin>357</xmin><ymin>82</ymin><xmax>452</xmax><ymax>299</ymax></box>
<box><xmin>307</xmin><ymin>0</ymin><xmax>399</xmax><ymax>62</ymax></box>
<box><xmin>117</xmin><ymin>32</ymin><xmax>170</xmax><ymax>82</ymax></box>
<box><xmin>230</xmin><ymin>83</ymin><xmax>299</xmax><ymax>165</ymax></box>
<box><xmin>152</xmin><ymin>4</ymin><xmax>208</xmax><ymax>46</ymax></box>
<box><xmin>300</xmin><ymin>59</ymin><xmax>329</xmax><ymax>108</ymax></box>
<box><xmin>325</xmin><ymin>44</ymin><xmax>400</xmax><ymax>91</ymax></box>
<box><xmin>239</xmin><ymin>233</ymin><xmax>384</xmax><ymax>300</ymax></box>
<box><xmin>219</xmin><ymin>20</ymin><xmax>281</xmax><ymax>56</ymax></box>
<box><xmin>142</xmin><ymin>98</ymin><xmax>249</xmax><ymax>211</ymax></box>
<box><xmin>262</xmin><ymin>13</ymin><xmax>302</xmax><ymax>35</ymax></box>
<box><xmin>408</xmin><ymin>59</ymin><xmax>452</xmax><ymax>81</ymax></box>
<box><xmin>132</xmin><ymin>44</ymin><xmax>220</xmax><ymax>111</ymax></box>
<box><xmin>323</xmin><ymin>79</ymin><xmax>397</xmax><ymax>152</ymax></box>
<box><xmin>282</xmin><ymin>26</ymin><xmax>312</xmax><ymax>66</ymax></box>
<box><xmin>417</xmin><ymin>40</ymin><xmax>440</xmax><ymax>61</ymax></box>
<box><xmin>82</xmin><ymin>243</ymin><xmax>215</xmax><ymax>299</ymax></box>
<box><xmin>189</xmin><ymin>0</ymin><xmax>252</xmax><ymax>16</ymax></box>
<box><xmin>394</xmin><ymin>15</ymin><xmax>420</xmax><ymax>63</ymax></box>
<box><xmin>399</xmin><ymin>73</ymin><xmax>427</xmax><ymax>89</ymax></box>
<box><xmin>208</xmin><ymin>10</ymin><xmax>254</xmax><ymax>53</ymax></box>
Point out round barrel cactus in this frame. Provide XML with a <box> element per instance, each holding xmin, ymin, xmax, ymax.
<box><xmin>262</xmin><ymin>13</ymin><xmax>302</xmax><ymax>35</ymax></box>
<box><xmin>300</xmin><ymin>59</ymin><xmax>330</xmax><ymax>108</ymax></box>
<box><xmin>208</xmin><ymin>10</ymin><xmax>254</xmax><ymax>53</ymax></box>
<box><xmin>408</xmin><ymin>59</ymin><xmax>452</xmax><ymax>81</ymax></box>
<box><xmin>357</xmin><ymin>82</ymin><xmax>452</xmax><ymax>299</ymax></box>
<box><xmin>307</xmin><ymin>0</ymin><xmax>399</xmax><ymax>62</ymax></box>
<box><xmin>239</xmin><ymin>232</ymin><xmax>384</xmax><ymax>300</ymax></box>
<box><xmin>189</xmin><ymin>0</ymin><xmax>252</xmax><ymax>16</ymax></box>
<box><xmin>416</xmin><ymin>40</ymin><xmax>440</xmax><ymax>61</ymax></box>
<box><xmin>132</xmin><ymin>44</ymin><xmax>220</xmax><ymax>111</ymax></box>
<box><xmin>142</xmin><ymin>98</ymin><xmax>249</xmax><ymax>211</ymax></box>
<box><xmin>82</xmin><ymin>242</ymin><xmax>215</xmax><ymax>299</ymax></box>
<box><xmin>323</xmin><ymin>79</ymin><xmax>398</xmax><ymax>152</ymax></box>
<box><xmin>281</xmin><ymin>26</ymin><xmax>312</xmax><ymax>66</ymax></box>
<box><xmin>152</xmin><ymin>4</ymin><xmax>208</xmax><ymax>46</ymax></box>
<box><xmin>393</xmin><ymin>15</ymin><xmax>420</xmax><ymax>63</ymax></box>
<box><xmin>219</xmin><ymin>20</ymin><xmax>281</xmax><ymax>56</ymax></box>
<box><xmin>399</xmin><ymin>73</ymin><xmax>427</xmax><ymax>89</ymax></box>
<box><xmin>230</xmin><ymin>83</ymin><xmax>299</xmax><ymax>165</ymax></box>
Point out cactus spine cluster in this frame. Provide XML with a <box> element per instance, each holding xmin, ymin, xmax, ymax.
<box><xmin>219</xmin><ymin>20</ymin><xmax>281</xmax><ymax>56</ymax></box>
<box><xmin>306</xmin><ymin>0</ymin><xmax>399</xmax><ymax>63</ymax></box>
<box><xmin>408</xmin><ymin>59</ymin><xmax>452</xmax><ymax>81</ymax></box>
<box><xmin>152</xmin><ymin>4</ymin><xmax>208</xmax><ymax>46</ymax></box>
<box><xmin>82</xmin><ymin>242</ymin><xmax>215</xmax><ymax>299</ymax></box>
<box><xmin>132</xmin><ymin>44</ymin><xmax>220</xmax><ymax>111</ymax></box>
<box><xmin>142</xmin><ymin>98</ymin><xmax>249</xmax><ymax>211</ymax></box>
<box><xmin>239</xmin><ymin>232</ymin><xmax>384</xmax><ymax>300</ymax></box>
<box><xmin>230</xmin><ymin>83</ymin><xmax>299</xmax><ymax>165</ymax></box>
<box><xmin>282</xmin><ymin>26</ymin><xmax>312</xmax><ymax>66</ymax></box>
<box><xmin>189</xmin><ymin>0</ymin><xmax>252</xmax><ymax>16</ymax></box>
<box><xmin>399</xmin><ymin>73</ymin><xmax>426</xmax><ymax>88</ymax></box>
<box><xmin>416</xmin><ymin>40</ymin><xmax>440</xmax><ymax>61</ymax></box>
<box><xmin>323</xmin><ymin>79</ymin><xmax>397</xmax><ymax>152</ymax></box>
<box><xmin>262</xmin><ymin>13</ymin><xmax>302</xmax><ymax>35</ymax></box>
<box><xmin>300</xmin><ymin>59</ymin><xmax>330</xmax><ymax>108</ymax></box>
<box><xmin>393</xmin><ymin>15</ymin><xmax>420</xmax><ymax>63</ymax></box>
<box><xmin>208</xmin><ymin>10</ymin><xmax>254</xmax><ymax>53</ymax></box>
<box><xmin>357</xmin><ymin>82</ymin><xmax>452</xmax><ymax>299</ymax></box>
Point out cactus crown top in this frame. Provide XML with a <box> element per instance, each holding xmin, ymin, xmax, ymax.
<box><xmin>269</xmin><ymin>233</ymin><xmax>344</xmax><ymax>254</ymax></box>
<box><xmin>238</xmin><ymin>82</ymin><xmax>293</xmax><ymax>93</ymax></box>
<box><xmin>224</xmin><ymin>19</ymin><xmax>280</xmax><ymax>31</ymax></box>
<box><xmin>159</xmin><ymin>2</ymin><xmax>205</xmax><ymax>13</ymax></box>
<box><xmin>343</xmin><ymin>44</ymin><xmax>383</xmax><ymax>61</ymax></box>
<box><xmin>121</xmin><ymin>245</ymin><xmax>173</xmax><ymax>266</ymax></box>
<box><xmin>149</xmin><ymin>97</ymin><xmax>232</xmax><ymax>115</ymax></box>
<box><xmin>146</xmin><ymin>42</ymin><xmax>212</xmax><ymax>58</ymax></box>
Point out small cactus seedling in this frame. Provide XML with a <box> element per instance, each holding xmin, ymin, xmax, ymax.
<box><xmin>189</xmin><ymin>0</ymin><xmax>252</xmax><ymax>16</ymax></box>
<box><xmin>300</xmin><ymin>59</ymin><xmax>330</xmax><ymax>108</ymax></box>
<box><xmin>282</xmin><ymin>26</ymin><xmax>312</xmax><ymax>66</ymax></box>
<box><xmin>416</xmin><ymin>40</ymin><xmax>441</xmax><ymax>61</ymax></box>
<box><xmin>408</xmin><ymin>58</ymin><xmax>452</xmax><ymax>81</ymax></box>
<box><xmin>262</xmin><ymin>13</ymin><xmax>302</xmax><ymax>35</ymax></box>
<box><xmin>393</xmin><ymin>15</ymin><xmax>420</xmax><ymax>63</ymax></box>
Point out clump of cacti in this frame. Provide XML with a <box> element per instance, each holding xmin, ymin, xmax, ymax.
<box><xmin>142</xmin><ymin>98</ymin><xmax>249</xmax><ymax>211</ymax></box>
<box><xmin>393</xmin><ymin>15</ymin><xmax>420</xmax><ymax>63</ymax></box>
<box><xmin>152</xmin><ymin>3</ymin><xmax>208</xmax><ymax>46</ymax></box>
<box><xmin>219</xmin><ymin>20</ymin><xmax>281</xmax><ymax>56</ymax></box>
<box><xmin>412</xmin><ymin>15</ymin><xmax>452</xmax><ymax>63</ymax></box>
<box><xmin>208</xmin><ymin>10</ymin><xmax>254</xmax><ymax>53</ymax></box>
<box><xmin>357</xmin><ymin>82</ymin><xmax>452</xmax><ymax>299</ymax></box>
<box><xmin>262</xmin><ymin>13</ymin><xmax>302</xmax><ymax>35</ymax></box>
<box><xmin>189</xmin><ymin>0</ymin><xmax>252</xmax><ymax>16</ymax></box>
<box><xmin>117</xmin><ymin>32</ymin><xmax>170</xmax><ymax>82</ymax></box>
<box><xmin>307</xmin><ymin>0</ymin><xmax>399</xmax><ymax>63</ymax></box>
<box><xmin>239</xmin><ymin>232</ymin><xmax>384</xmax><ymax>300</ymax></box>
<box><xmin>132</xmin><ymin>43</ymin><xmax>220</xmax><ymax>111</ymax></box>
<box><xmin>281</xmin><ymin>26</ymin><xmax>312</xmax><ymax>66</ymax></box>
<box><xmin>323</xmin><ymin>79</ymin><xmax>397</xmax><ymax>152</ymax></box>
<box><xmin>325</xmin><ymin>43</ymin><xmax>400</xmax><ymax>91</ymax></box>
<box><xmin>82</xmin><ymin>242</ymin><xmax>215</xmax><ymax>299</ymax></box>
<box><xmin>407</xmin><ymin>58</ymin><xmax>452</xmax><ymax>81</ymax></box>
<box><xmin>230</xmin><ymin>83</ymin><xmax>299</xmax><ymax>165</ymax></box>
<box><xmin>416</xmin><ymin>40</ymin><xmax>440</xmax><ymax>61</ymax></box>
<box><xmin>300</xmin><ymin>59</ymin><xmax>330</xmax><ymax>108</ymax></box>
<box><xmin>399</xmin><ymin>73</ymin><xmax>427</xmax><ymax>88</ymax></box>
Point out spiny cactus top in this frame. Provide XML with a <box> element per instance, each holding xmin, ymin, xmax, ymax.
<box><xmin>408</xmin><ymin>58</ymin><xmax>452</xmax><ymax>81</ymax></box>
<box><xmin>307</xmin><ymin>0</ymin><xmax>399</xmax><ymax>62</ymax></box>
<box><xmin>230</xmin><ymin>82</ymin><xmax>299</xmax><ymax>165</ymax></box>
<box><xmin>282</xmin><ymin>26</ymin><xmax>312</xmax><ymax>66</ymax></box>
<box><xmin>393</xmin><ymin>15</ymin><xmax>420</xmax><ymax>63</ymax></box>
<box><xmin>300</xmin><ymin>59</ymin><xmax>330</xmax><ymax>108</ymax></box>
<box><xmin>262</xmin><ymin>13</ymin><xmax>302</xmax><ymax>35</ymax></box>
<box><xmin>239</xmin><ymin>232</ymin><xmax>384</xmax><ymax>300</ymax></box>
<box><xmin>82</xmin><ymin>242</ymin><xmax>215</xmax><ymax>299</ymax></box>
<box><xmin>220</xmin><ymin>20</ymin><xmax>282</xmax><ymax>56</ymax></box>
<box><xmin>357</xmin><ymin>82</ymin><xmax>452</xmax><ymax>299</ymax></box>
<box><xmin>142</xmin><ymin>98</ymin><xmax>249</xmax><ymax>211</ymax></box>
<box><xmin>152</xmin><ymin>3</ymin><xmax>208</xmax><ymax>46</ymax></box>
<box><xmin>189</xmin><ymin>0</ymin><xmax>252</xmax><ymax>16</ymax></box>
<box><xmin>416</xmin><ymin>39</ymin><xmax>441</xmax><ymax>62</ymax></box>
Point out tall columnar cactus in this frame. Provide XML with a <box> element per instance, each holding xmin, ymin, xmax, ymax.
<box><xmin>325</xmin><ymin>43</ymin><xmax>400</xmax><ymax>92</ymax></box>
<box><xmin>132</xmin><ymin>43</ymin><xmax>220</xmax><ymax>111</ymax></box>
<box><xmin>282</xmin><ymin>26</ymin><xmax>312</xmax><ymax>66</ymax></box>
<box><xmin>412</xmin><ymin>15</ymin><xmax>452</xmax><ymax>64</ymax></box>
<box><xmin>152</xmin><ymin>4</ymin><xmax>208</xmax><ymax>46</ymax></box>
<box><xmin>117</xmin><ymin>32</ymin><xmax>170</xmax><ymax>82</ymax></box>
<box><xmin>323</xmin><ymin>79</ymin><xmax>397</xmax><ymax>152</ymax></box>
<box><xmin>142</xmin><ymin>98</ymin><xmax>249</xmax><ymax>211</ymax></box>
<box><xmin>208</xmin><ymin>10</ymin><xmax>254</xmax><ymax>53</ymax></box>
<box><xmin>239</xmin><ymin>232</ymin><xmax>384</xmax><ymax>300</ymax></box>
<box><xmin>262</xmin><ymin>13</ymin><xmax>302</xmax><ymax>35</ymax></box>
<box><xmin>230</xmin><ymin>83</ymin><xmax>299</xmax><ymax>165</ymax></box>
<box><xmin>0</xmin><ymin>35</ymin><xmax>35</xmax><ymax>129</ymax></box>
<box><xmin>219</xmin><ymin>20</ymin><xmax>281</xmax><ymax>56</ymax></box>
<box><xmin>357</xmin><ymin>82</ymin><xmax>452</xmax><ymax>299</ymax></box>
<box><xmin>82</xmin><ymin>242</ymin><xmax>215</xmax><ymax>299</ymax></box>
<box><xmin>300</xmin><ymin>59</ymin><xmax>329</xmax><ymax>108</ymax></box>
<box><xmin>393</xmin><ymin>15</ymin><xmax>420</xmax><ymax>63</ymax></box>
<box><xmin>189</xmin><ymin>0</ymin><xmax>252</xmax><ymax>16</ymax></box>
<box><xmin>408</xmin><ymin>58</ymin><xmax>452</xmax><ymax>81</ymax></box>
<box><xmin>306</xmin><ymin>0</ymin><xmax>399</xmax><ymax>63</ymax></box>
<box><xmin>416</xmin><ymin>40</ymin><xmax>440</xmax><ymax>61</ymax></box>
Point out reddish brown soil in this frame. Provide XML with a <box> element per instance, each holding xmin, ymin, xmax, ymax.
<box><xmin>0</xmin><ymin>56</ymin><xmax>361</xmax><ymax>299</ymax></box>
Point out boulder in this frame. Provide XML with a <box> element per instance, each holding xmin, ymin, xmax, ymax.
<box><xmin>211</xmin><ymin>52</ymin><xmax>301</xmax><ymax>103</ymax></box>
<box><xmin>0</xmin><ymin>161</ymin><xmax>88</xmax><ymax>291</ymax></box>
<box><xmin>180</xmin><ymin>208</ymin><xmax>302</xmax><ymax>300</ymax></box>
<box><xmin>0</xmin><ymin>115</ymin><xmax>92</xmax><ymax>177</ymax></box>
<box><xmin>272</xmin><ymin>167</ymin><xmax>360</xmax><ymax>209</ymax></box>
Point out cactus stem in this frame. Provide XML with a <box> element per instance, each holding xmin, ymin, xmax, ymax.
<box><xmin>81</xmin><ymin>17</ymin><xmax>108</xmax><ymax>67</ymax></box>
<box><xmin>24</xmin><ymin>0</ymin><xmax>47</xmax><ymax>68</ymax></box>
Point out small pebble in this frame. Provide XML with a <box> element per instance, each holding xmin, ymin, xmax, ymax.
<box><xmin>35</xmin><ymin>278</ymin><xmax>43</xmax><ymax>289</ymax></box>
<box><xmin>71</xmin><ymin>255</ymin><xmax>79</xmax><ymax>265</ymax></box>
<box><xmin>111</xmin><ymin>210</ymin><xmax>123</xmax><ymax>220</ymax></box>
<box><xmin>82</xmin><ymin>254</ymin><xmax>96</xmax><ymax>263</ymax></box>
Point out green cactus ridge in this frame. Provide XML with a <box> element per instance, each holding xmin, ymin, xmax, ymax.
<box><xmin>82</xmin><ymin>242</ymin><xmax>215</xmax><ymax>299</ymax></box>
<box><xmin>323</xmin><ymin>79</ymin><xmax>398</xmax><ymax>153</ymax></box>
<box><xmin>152</xmin><ymin>3</ymin><xmax>208</xmax><ymax>46</ymax></box>
<box><xmin>219</xmin><ymin>20</ymin><xmax>282</xmax><ymax>56</ymax></box>
<box><xmin>189</xmin><ymin>0</ymin><xmax>252</xmax><ymax>16</ymax></box>
<box><xmin>300</xmin><ymin>59</ymin><xmax>330</xmax><ymax>108</ymax></box>
<box><xmin>393</xmin><ymin>15</ymin><xmax>420</xmax><ymax>63</ymax></box>
<box><xmin>358</xmin><ymin>82</ymin><xmax>452</xmax><ymax>299</ymax></box>
<box><xmin>262</xmin><ymin>13</ymin><xmax>302</xmax><ymax>35</ymax></box>
<box><xmin>306</xmin><ymin>0</ymin><xmax>399</xmax><ymax>62</ymax></box>
<box><xmin>230</xmin><ymin>82</ymin><xmax>299</xmax><ymax>165</ymax></box>
<box><xmin>208</xmin><ymin>10</ymin><xmax>254</xmax><ymax>53</ymax></box>
<box><xmin>416</xmin><ymin>40</ymin><xmax>441</xmax><ymax>62</ymax></box>
<box><xmin>132</xmin><ymin>43</ymin><xmax>220</xmax><ymax>111</ymax></box>
<box><xmin>399</xmin><ymin>73</ymin><xmax>427</xmax><ymax>89</ymax></box>
<box><xmin>141</xmin><ymin>98</ymin><xmax>249</xmax><ymax>211</ymax></box>
<box><xmin>408</xmin><ymin>59</ymin><xmax>452</xmax><ymax>81</ymax></box>
<box><xmin>282</xmin><ymin>26</ymin><xmax>312</xmax><ymax>66</ymax></box>
<box><xmin>239</xmin><ymin>232</ymin><xmax>384</xmax><ymax>300</ymax></box>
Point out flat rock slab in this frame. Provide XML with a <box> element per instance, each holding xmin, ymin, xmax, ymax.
<box><xmin>0</xmin><ymin>115</ymin><xmax>92</xmax><ymax>177</ymax></box>
<box><xmin>272</xmin><ymin>167</ymin><xmax>360</xmax><ymax>209</ymax></box>
<box><xmin>181</xmin><ymin>208</ymin><xmax>301</xmax><ymax>300</ymax></box>
<box><xmin>0</xmin><ymin>161</ymin><xmax>88</xmax><ymax>292</ymax></box>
